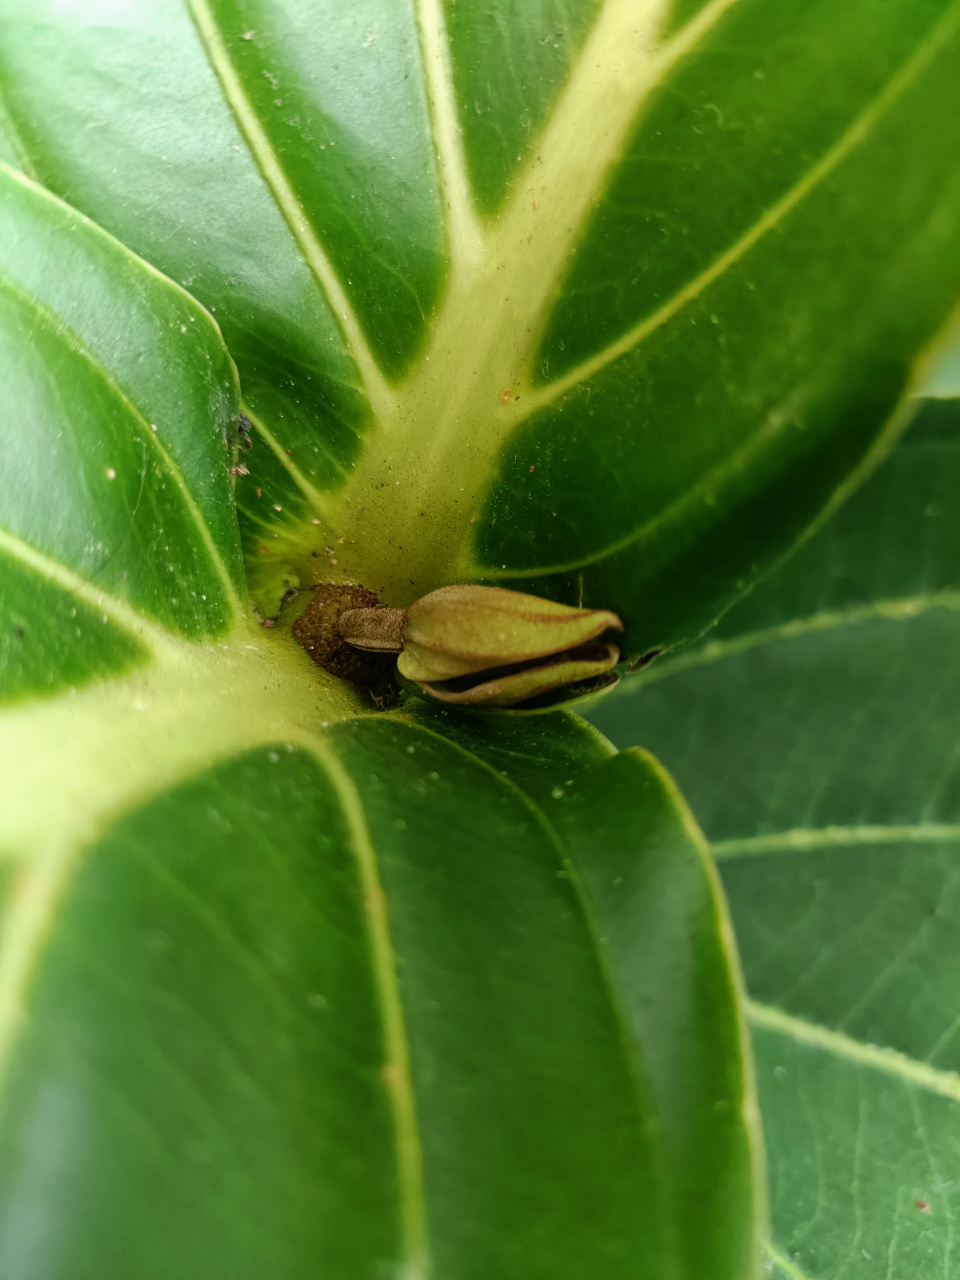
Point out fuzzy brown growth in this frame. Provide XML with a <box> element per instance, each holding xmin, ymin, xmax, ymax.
<box><xmin>293</xmin><ymin>584</ymin><xmax>397</xmax><ymax>684</ymax></box>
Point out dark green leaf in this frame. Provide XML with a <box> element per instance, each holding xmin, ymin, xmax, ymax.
<box><xmin>0</xmin><ymin>1</ymin><xmax>957</xmax><ymax>648</ymax></box>
<box><xmin>409</xmin><ymin>702</ymin><xmax>763</xmax><ymax>1280</ymax></box>
<box><xmin>0</xmin><ymin>163</ymin><xmax>243</xmax><ymax>661</ymax></box>
<box><xmin>588</xmin><ymin>398</ymin><xmax>960</xmax><ymax>1279</ymax></box>
<box><xmin>0</xmin><ymin>136</ymin><xmax>755</xmax><ymax>1276</ymax></box>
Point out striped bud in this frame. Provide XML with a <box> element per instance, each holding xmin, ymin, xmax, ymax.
<box><xmin>339</xmin><ymin>584</ymin><xmax>622</xmax><ymax>709</ymax></box>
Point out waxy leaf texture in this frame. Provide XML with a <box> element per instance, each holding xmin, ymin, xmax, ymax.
<box><xmin>1</xmin><ymin>0</ymin><xmax>960</xmax><ymax>1274</ymax></box>
<box><xmin>0</xmin><ymin>160</ymin><xmax>757</xmax><ymax>1276</ymax></box>
<box><xmin>590</xmin><ymin>398</ymin><xmax>960</xmax><ymax>1279</ymax></box>
<box><xmin>0</xmin><ymin>0</ymin><xmax>958</xmax><ymax>648</ymax></box>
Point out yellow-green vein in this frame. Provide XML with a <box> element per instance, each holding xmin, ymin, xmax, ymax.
<box><xmin>515</xmin><ymin>4</ymin><xmax>960</xmax><ymax>420</ymax></box>
<box><xmin>713</xmin><ymin>824</ymin><xmax>960</xmax><ymax>860</ymax></box>
<box><xmin>630</xmin><ymin>593</ymin><xmax>960</xmax><ymax>690</ymax></box>
<box><xmin>304</xmin><ymin>735</ymin><xmax>429</xmax><ymax>1280</ymax></box>
<box><xmin>747</xmin><ymin>1001</ymin><xmax>960</xmax><ymax>1103</ymax></box>
<box><xmin>632</xmin><ymin>746</ymin><xmax>768</xmax><ymax>1270</ymax></box>
<box><xmin>486</xmin><ymin>0</ymin><xmax>742</xmax><ymax>384</ymax></box>
<box><xmin>240</xmin><ymin>403</ymin><xmax>335</xmax><ymax>518</ymax></box>
<box><xmin>0</xmin><ymin>262</ymin><xmax>245</xmax><ymax>624</ymax></box>
<box><xmin>0</xmin><ymin>528</ymin><xmax>173</xmax><ymax>655</ymax></box>
<box><xmin>0</xmin><ymin>646</ymin><xmax>356</xmax><ymax>1096</ymax></box>
<box><xmin>184</xmin><ymin>0</ymin><xmax>393</xmax><ymax>423</ymax></box>
<box><xmin>764</xmin><ymin>1240</ymin><xmax>818</xmax><ymax>1280</ymax></box>
<box><xmin>0</xmin><ymin>835</ymin><xmax>78</xmax><ymax>1101</ymax></box>
<box><xmin>414</xmin><ymin>0</ymin><xmax>483</xmax><ymax>275</ymax></box>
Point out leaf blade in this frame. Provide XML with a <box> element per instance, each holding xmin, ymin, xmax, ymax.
<box><xmin>587</xmin><ymin>398</ymin><xmax>960</xmax><ymax>1277</ymax></box>
<box><xmin>3</xmin><ymin>1</ymin><xmax>958</xmax><ymax>643</ymax></box>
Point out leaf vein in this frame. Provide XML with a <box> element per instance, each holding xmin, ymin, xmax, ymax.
<box><xmin>518</xmin><ymin>4</ymin><xmax>960</xmax><ymax>415</ymax></box>
<box><xmin>713</xmin><ymin>824</ymin><xmax>960</xmax><ymax>860</ymax></box>
<box><xmin>0</xmin><ymin>83</ymin><xmax>38</xmax><ymax>181</ymax></box>
<box><xmin>0</xmin><ymin>527</ymin><xmax>172</xmax><ymax>653</ymax></box>
<box><xmin>632</xmin><ymin>594</ymin><xmax>960</xmax><ymax>691</ymax></box>
<box><xmin>764</xmin><ymin>1239</ymin><xmax>820</xmax><ymax>1280</ymax></box>
<box><xmin>301</xmin><ymin>733</ymin><xmax>429</xmax><ymax>1280</ymax></box>
<box><xmin>413</xmin><ymin>0</ymin><xmax>483</xmax><ymax>273</ymax></box>
<box><xmin>747</xmin><ymin>1000</ymin><xmax>960</xmax><ymax>1103</ymax></box>
<box><xmin>183</xmin><ymin>0</ymin><xmax>393</xmax><ymax>420</ymax></box>
<box><xmin>0</xmin><ymin>263</ymin><xmax>245</xmax><ymax>623</ymax></box>
<box><xmin>240</xmin><ymin>403</ymin><xmax>335</xmax><ymax>517</ymax></box>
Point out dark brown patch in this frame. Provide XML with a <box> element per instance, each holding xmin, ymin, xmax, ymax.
<box><xmin>293</xmin><ymin>583</ymin><xmax>397</xmax><ymax>684</ymax></box>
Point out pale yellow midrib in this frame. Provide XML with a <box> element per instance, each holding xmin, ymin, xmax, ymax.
<box><xmin>0</xmin><ymin>632</ymin><xmax>360</xmax><ymax>1095</ymax></box>
<box><xmin>319</xmin><ymin>0</ymin><xmax>745</xmax><ymax>591</ymax></box>
<box><xmin>0</xmin><ymin>632</ymin><xmax>356</xmax><ymax>859</ymax></box>
<box><xmin>514</xmin><ymin>3</ymin><xmax>960</xmax><ymax>420</ymax></box>
<box><xmin>326</xmin><ymin>0</ymin><xmax>956</xmax><ymax>596</ymax></box>
<box><xmin>408</xmin><ymin>0</ymin><xmax>716</xmax><ymax>414</ymax></box>
<box><xmin>183</xmin><ymin>0</ymin><xmax>393</xmax><ymax>423</ymax></box>
<box><xmin>303</xmin><ymin>737</ymin><xmax>429</xmax><ymax>1280</ymax></box>
<box><xmin>414</xmin><ymin>0</ymin><xmax>483</xmax><ymax>275</ymax></box>
<box><xmin>475</xmin><ymin>0</ymin><xmax>740</xmax><ymax>397</ymax></box>
<box><xmin>747</xmin><ymin>1000</ymin><xmax>960</xmax><ymax>1103</ymax></box>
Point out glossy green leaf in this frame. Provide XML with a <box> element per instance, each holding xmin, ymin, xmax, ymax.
<box><xmin>0</xmin><ymin>142</ymin><xmax>756</xmax><ymax>1277</ymax></box>
<box><xmin>408</xmin><ymin>701</ymin><xmax>763</xmax><ymax>1280</ymax></box>
<box><xmin>0</xmin><ymin>1</ymin><xmax>958</xmax><ymax>651</ymax></box>
<box><xmin>588</xmin><ymin>397</ymin><xmax>960</xmax><ymax>1279</ymax></box>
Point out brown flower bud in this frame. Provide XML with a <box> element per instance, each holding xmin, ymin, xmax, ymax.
<box><xmin>338</xmin><ymin>584</ymin><xmax>622</xmax><ymax>708</ymax></box>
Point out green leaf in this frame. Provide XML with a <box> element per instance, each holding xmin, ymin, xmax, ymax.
<box><xmin>0</xmin><ymin>147</ymin><xmax>756</xmax><ymax>1276</ymax></box>
<box><xmin>0</xmin><ymin>1</ymin><xmax>958</xmax><ymax>648</ymax></box>
<box><xmin>407</xmin><ymin>702</ymin><xmax>764</xmax><ymax>1280</ymax></box>
<box><xmin>587</xmin><ymin>396</ymin><xmax>960</xmax><ymax>1278</ymax></box>
<box><xmin>0</xmin><ymin>162</ymin><xmax>243</xmax><ymax>678</ymax></box>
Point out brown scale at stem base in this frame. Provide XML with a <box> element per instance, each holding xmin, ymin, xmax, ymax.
<box><xmin>292</xmin><ymin>583</ymin><xmax>397</xmax><ymax>684</ymax></box>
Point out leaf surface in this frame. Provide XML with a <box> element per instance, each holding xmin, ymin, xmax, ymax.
<box><xmin>0</xmin><ymin>0</ymin><xmax>958</xmax><ymax>648</ymax></box>
<box><xmin>588</xmin><ymin>397</ymin><xmax>960</xmax><ymax>1279</ymax></box>
<box><xmin>0</xmin><ymin>147</ymin><xmax>757</xmax><ymax>1278</ymax></box>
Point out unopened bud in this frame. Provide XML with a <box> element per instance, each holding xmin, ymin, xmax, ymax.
<box><xmin>338</xmin><ymin>584</ymin><xmax>622</xmax><ymax>708</ymax></box>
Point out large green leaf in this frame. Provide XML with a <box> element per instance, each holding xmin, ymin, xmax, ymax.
<box><xmin>0</xmin><ymin>0</ymin><xmax>958</xmax><ymax>649</ymax></box>
<box><xmin>588</xmin><ymin>396</ymin><xmax>960</xmax><ymax>1278</ymax></box>
<box><xmin>0</xmin><ymin>161</ymin><xmax>759</xmax><ymax>1276</ymax></box>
